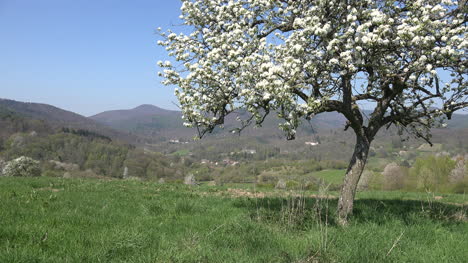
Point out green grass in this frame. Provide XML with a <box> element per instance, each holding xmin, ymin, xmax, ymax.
<box><xmin>172</xmin><ymin>149</ymin><xmax>190</xmax><ymax>156</ymax></box>
<box><xmin>310</xmin><ymin>169</ymin><xmax>345</xmax><ymax>185</ymax></box>
<box><xmin>1</xmin><ymin>177</ymin><xmax>467</xmax><ymax>262</ymax></box>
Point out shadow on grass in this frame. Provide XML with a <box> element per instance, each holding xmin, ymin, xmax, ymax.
<box><xmin>233</xmin><ymin>196</ymin><xmax>466</xmax><ymax>228</ymax></box>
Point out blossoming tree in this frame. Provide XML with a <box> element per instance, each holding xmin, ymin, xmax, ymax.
<box><xmin>158</xmin><ymin>0</ymin><xmax>467</xmax><ymax>224</ymax></box>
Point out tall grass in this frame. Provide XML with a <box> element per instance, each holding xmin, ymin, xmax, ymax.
<box><xmin>0</xmin><ymin>176</ymin><xmax>466</xmax><ymax>262</ymax></box>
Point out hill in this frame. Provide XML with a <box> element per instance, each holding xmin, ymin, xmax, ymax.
<box><xmin>90</xmin><ymin>104</ymin><xmax>350</xmax><ymax>141</ymax></box>
<box><xmin>0</xmin><ymin>98</ymin><xmax>138</xmax><ymax>144</ymax></box>
<box><xmin>89</xmin><ymin>104</ymin><xmax>468</xmax><ymax>163</ymax></box>
<box><xmin>91</xmin><ymin>104</ymin><xmax>180</xmax><ymax>122</ymax></box>
<box><xmin>0</xmin><ymin>99</ymin><xmax>188</xmax><ymax>179</ymax></box>
<box><xmin>90</xmin><ymin>104</ymin><xmax>468</xmax><ymax>139</ymax></box>
<box><xmin>90</xmin><ymin>104</ymin><xmax>189</xmax><ymax>139</ymax></box>
<box><xmin>446</xmin><ymin>112</ymin><xmax>468</xmax><ymax>129</ymax></box>
<box><xmin>2</xmin><ymin>98</ymin><xmax>466</xmax><ymax>165</ymax></box>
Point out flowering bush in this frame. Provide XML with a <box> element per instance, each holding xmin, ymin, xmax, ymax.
<box><xmin>2</xmin><ymin>156</ymin><xmax>41</xmax><ymax>177</ymax></box>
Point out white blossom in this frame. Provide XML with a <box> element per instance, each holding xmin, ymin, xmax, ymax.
<box><xmin>157</xmin><ymin>0</ymin><xmax>467</xmax><ymax>140</ymax></box>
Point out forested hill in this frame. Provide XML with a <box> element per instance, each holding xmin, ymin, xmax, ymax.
<box><xmin>0</xmin><ymin>100</ymin><xmax>185</xmax><ymax>180</ymax></box>
<box><xmin>1</xmin><ymin>98</ymin><xmax>467</xmax><ymax>179</ymax></box>
<box><xmin>89</xmin><ymin>104</ymin><xmax>351</xmax><ymax>141</ymax></box>
<box><xmin>0</xmin><ymin>99</ymin><xmax>138</xmax><ymax>144</ymax></box>
<box><xmin>2</xmin><ymin>98</ymin><xmax>467</xmax><ymax>145</ymax></box>
<box><xmin>90</xmin><ymin>104</ymin><xmax>468</xmax><ymax>141</ymax></box>
<box><xmin>90</xmin><ymin>104</ymin><xmax>181</xmax><ymax>123</ymax></box>
<box><xmin>89</xmin><ymin>104</ymin><xmax>191</xmax><ymax>139</ymax></box>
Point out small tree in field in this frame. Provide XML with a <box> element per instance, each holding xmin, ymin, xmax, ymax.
<box><xmin>159</xmin><ymin>0</ymin><xmax>467</xmax><ymax>225</ymax></box>
<box><xmin>2</xmin><ymin>156</ymin><xmax>41</xmax><ymax>177</ymax></box>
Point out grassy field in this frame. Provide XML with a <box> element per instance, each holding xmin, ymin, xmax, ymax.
<box><xmin>309</xmin><ymin>170</ymin><xmax>345</xmax><ymax>185</ymax></box>
<box><xmin>1</xmin><ymin>177</ymin><xmax>467</xmax><ymax>262</ymax></box>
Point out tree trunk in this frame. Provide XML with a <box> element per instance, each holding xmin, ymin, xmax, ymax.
<box><xmin>337</xmin><ymin>135</ymin><xmax>371</xmax><ymax>225</ymax></box>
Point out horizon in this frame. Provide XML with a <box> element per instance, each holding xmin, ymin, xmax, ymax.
<box><xmin>1</xmin><ymin>97</ymin><xmax>467</xmax><ymax>118</ymax></box>
<box><xmin>0</xmin><ymin>97</ymin><xmax>179</xmax><ymax>117</ymax></box>
<box><xmin>1</xmin><ymin>0</ymin><xmax>183</xmax><ymax>116</ymax></box>
<box><xmin>1</xmin><ymin>1</ymin><xmax>466</xmax><ymax>117</ymax></box>
<box><xmin>0</xmin><ymin>2</ymin><xmax>466</xmax><ymax>261</ymax></box>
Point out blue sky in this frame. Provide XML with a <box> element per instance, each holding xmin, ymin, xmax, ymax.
<box><xmin>1</xmin><ymin>1</ymin><xmax>465</xmax><ymax>117</ymax></box>
<box><xmin>0</xmin><ymin>0</ymin><xmax>183</xmax><ymax>116</ymax></box>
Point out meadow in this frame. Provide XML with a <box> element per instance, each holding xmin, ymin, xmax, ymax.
<box><xmin>0</xmin><ymin>176</ymin><xmax>467</xmax><ymax>262</ymax></box>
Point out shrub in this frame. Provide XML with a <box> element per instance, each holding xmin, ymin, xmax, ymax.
<box><xmin>42</xmin><ymin>170</ymin><xmax>62</xmax><ymax>177</ymax></box>
<box><xmin>196</xmin><ymin>173</ymin><xmax>213</xmax><ymax>181</ymax></box>
<box><xmin>0</xmin><ymin>158</ymin><xmax>5</xmax><ymax>175</ymax></box>
<box><xmin>286</xmin><ymin>180</ymin><xmax>300</xmax><ymax>190</ymax></box>
<box><xmin>275</xmin><ymin>179</ymin><xmax>287</xmax><ymax>189</ymax></box>
<box><xmin>304</xmin><ymin>181</ymin><xmax>319</xmax><ymax>191</ymax></box>
<box><xmin>367</xmin><ymin>172</ymin><xmax>384</xmax><ymax>190</ymax></box>
<box><xmin>2</xmin><ymin>156</ymin><xmax>41</xmax><ymax>177</ymax></box>
<box><xmin>449</xmin><ymin>160</ymin><xmax>467</xmax><ymax>183</ymax></box>
<box><xmin>448</xmin><ymin>159</ymin><xmax>468</xmax><ymax>193</ymax></box>
<box><xmin>357</xmin><ymin>170</ymin><xmax>373</xmax><ymax>191</ymax></box>
<box><xmin>257</xmin><ymin>173</ymin><xmax>279</xmax><ymax>184</ymax></box>
<box><xmin>451</xmin><ymin>177</ymin><xmax>468</xmax><ymax>194</ymax></box>
<box><xmin>409</xmin><ymin>155</ymin><xmax>456</xmax><ymax>192</ymax></box>
<box><xmin>382</xmin><ymin>163</ymin><xmax>406</xmax><ymax>191</ymax></box>
<box><xmin>184</xmin><ymin>174</ymin><xmax>197</xmax><ymax>185</ymax></box>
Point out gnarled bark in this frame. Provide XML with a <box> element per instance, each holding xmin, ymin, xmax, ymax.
<box><xmin>337</xmin><ymin>135</ymin><xmax>371</xmax><ymax>225</ymax></box>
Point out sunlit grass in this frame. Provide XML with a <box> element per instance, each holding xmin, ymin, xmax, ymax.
<box><xmin>310</xmin><ymin>169</ymin><xmax>345</xmax><ymax>185</ymax></box>
<box><xmin>0</xmin><ymin>177</ymin><xmax>466</xmax><ymax>262</ymax></box>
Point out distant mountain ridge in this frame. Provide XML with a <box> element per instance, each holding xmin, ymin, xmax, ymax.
<box><xmin>89</xmin><ymin>104</ymin><xmax>353</xmax><ymax>140</ymax></box>
<box><xmin>90</xmin><ymin>103</ymin><xmax>468</xmax><ymax>141</ymax></box>
<box><xmin>0</xmin><ymin>98</ymin><xmax>138</xmax><ymax>143</ymax></box>
<box><xmin>0</xmin><ymin>98</ymin><xmax>92</xmax><ymax>124</ymax></box>
<box><xmin>89</xmin><ymin>104</ymin><xmax>189</xmax><ymax>139</ymax></box>
<box><xmin>90</xmin><ymin>104</ymin><xmax>180</xmax><ymax>124</ymax></box>
<box><xmin>1</xmin><ymin>98</ymin><xmax>467</xmax><ymax>146</ymax></box>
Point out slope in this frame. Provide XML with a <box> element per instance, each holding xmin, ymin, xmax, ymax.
<box><xmin>0</xmin><ymin>98</ymin><xmax>138</xmax><ymax>144</ymax></box>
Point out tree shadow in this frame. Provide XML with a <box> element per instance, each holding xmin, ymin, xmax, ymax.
<box><xmin>232</xmin><ymin>196</ymin><xmax>466</xmax><ymax>228</ymax></box>
<box><xmin>352</xmin><ymin>198</ymin><xmax>465</xmax><ymax>226</ymax></box>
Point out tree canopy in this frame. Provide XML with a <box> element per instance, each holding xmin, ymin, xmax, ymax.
<box><xmin>158</xmin><ymin>0</ymin><xmax>467</xmax><ymax>224</ymax></box>
<box><xmin>159</xmin><ymin>0</ymin><xmax>466</xmax><ymax>142</ymax></box>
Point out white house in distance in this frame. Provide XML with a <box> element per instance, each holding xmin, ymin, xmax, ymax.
<box><xmin>305</xmin><ymin>141</ymin><xmax>320</xmax><ymax>146</ymax></box>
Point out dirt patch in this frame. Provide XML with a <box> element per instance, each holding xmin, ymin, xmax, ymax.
<box><xmin>226</xmin><ymin>188</ymin><xmax>267</xmax><ymax>198</ymax></box>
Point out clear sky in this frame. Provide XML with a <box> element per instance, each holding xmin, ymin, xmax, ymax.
<box><xmin>1</xmin><ymin>1</ymin><xmax>465</xmax><ymax>117</ymax></box>
<box><xmin>0</xmin><ymin>0</ymin><xmax>183</xmax><ymax>116</ymax></box>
